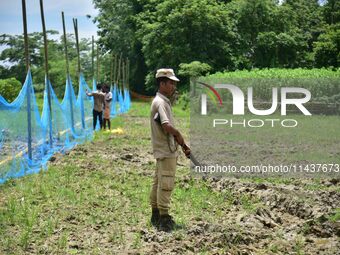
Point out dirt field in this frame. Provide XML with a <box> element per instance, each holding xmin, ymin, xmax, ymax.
<box><xmin>0</xmin><ymin>102</ymin><xmax>339</xmax><ymax>254</ymax></box>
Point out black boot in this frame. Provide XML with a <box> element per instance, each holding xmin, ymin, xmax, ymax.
<box><xmin>158</xmin><ymin>214</ymin><xmax>175</xmax><ymax>232</ymax></box>
<box><xmin>151</xmin><ymin>208</ymin><xmax>160</xmax><ymax>227</ymax></box>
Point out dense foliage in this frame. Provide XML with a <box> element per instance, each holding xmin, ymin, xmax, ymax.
<box><xmin>0</xmin><ymin>0</ymin><xmax>339</xmax><ymax>95</ymax></box>
<box><xmin>93</xmin><ymin>0</ymin><xmax>339</xmax><ymax>92</ymax></box>
<box><xmin>0</xmin><ymin>32</ymin><xmax>93</xmax><ymax>97</ymax></box>
<box><xmin>0</xmin><ymin>78</ymin><xmax>21</xmax><ymax>102</ymax></box>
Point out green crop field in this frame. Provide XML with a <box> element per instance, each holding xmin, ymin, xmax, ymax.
<box><xmin>207</xmin><ymin>68</ymin><xmax>340</xmax><ymax>79</ymax></box>
<box><xmin>190</xmin><ymin>113</ymin><xmax>340</xmax><ymax>170</ymax></box>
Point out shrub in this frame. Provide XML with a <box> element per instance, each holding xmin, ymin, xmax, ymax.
<box><xmin>0</xmin><ymin>78</ymin><xmax>22</xmax><ymax>102</ymax></box>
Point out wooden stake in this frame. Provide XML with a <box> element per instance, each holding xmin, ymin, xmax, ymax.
<box><xmin>21</xmin><ymin>0</ymin><xmax>29</xmax><ymax>72</ymax></box>
<box><xmin>110</xmin><ymin>51</ymin><xmax>114</xmax><ymax>86</ymax></box>
<box><xmin>114</xmin><ymin>52</ymin><xmax>118</xmax><ymax>84</ymax></box>
<box><xmin>63</xmin><ymin>12</ymin><xmax>75</xmax><ymax>131</ymax></box>
<box><xmin>62</xmin><ymin>12</ymin><xmax>69</xmax><ymax>76</ymax></box>
<box><xmin>96</xmin><ymin>44</ymin><xmax>100</xmax><ymax>82</ymax></box>
<box><xmin>73</xmin><ymin>18</ymin><xmax>81</xmax><ymax>76</ymax></box>
<box><xmin>92</xmin><ymin>36</ymin><xmax>94</xmax><ymax>80</ymax></box>
<box><xmin>39</xmin><ymin>0</ymin><xmax>53</xmax><ymax>147</ymax></box>
<box><xmin>22</xmin><ymin>0</ymin><xmax>32</xmax><ymax>159</ymax></box>
<box><xmin>117</xmin><ymin>53</ymin><xmax>122</xmax><ymax>90</ymax></box>
<box><xmin>122</xmin><ymin>59</ymin><xmax>125</xmax><ymax>90</ymax></box>
<box><xmin>125</xmin><ymin>58</ymin><xmax>129</xmax><ymax>89</ymax></box>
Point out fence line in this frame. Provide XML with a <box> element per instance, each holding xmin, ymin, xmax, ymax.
<box><xmin>0</xmin><ymin>70</ymin><xmax>131</xmax><ymax>184</ymax></box>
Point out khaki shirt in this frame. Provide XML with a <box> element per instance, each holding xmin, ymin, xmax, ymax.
<box><xmin>150</xmin><ymin>92</ymin><xmax>177</xmax><ymax>159</ymax></box>
<box><xmin>87</xmin><ymin>91</ymin><xmax>105</xmax><ymax>112</ymax></box>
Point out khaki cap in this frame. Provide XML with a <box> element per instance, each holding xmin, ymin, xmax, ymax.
<box><xmin>155</xmin><ymin>68</ymin><xmax>180</xmax><ymax>82</ymax></box>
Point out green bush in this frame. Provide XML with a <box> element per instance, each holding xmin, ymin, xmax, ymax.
<box><xmin>0</xmin><ymin>78</ymin><xmax>22</xmax><ymax>102</ymax></box>
<box><xmin>179</xmin><ymin>61</ymin><xmax>212</xmax><ymax>78</ymax></box>
<box><xmin>177</xmin><ymin>91</ymin><xmax>189</xmax><ymax>111</ymax></box>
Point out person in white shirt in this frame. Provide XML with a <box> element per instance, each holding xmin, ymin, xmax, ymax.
<box><xmin>103</xmin><ymin>85</ymin><xmax>113</xmax><ymax>130</ymax></box>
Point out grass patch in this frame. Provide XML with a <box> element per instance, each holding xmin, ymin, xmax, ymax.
<box><xmin>328</xmin><ymin>208</ymin><xmax>340</xmax><ymax>222</ymax></box>
<box><xmin>0</xmin><ymin>99</ymin><xmax>336</xmax><ymax>254</ymax></box>
<box><xmin>0</xmin><ymin>99</ymin><xmax>192</xmax><ymax>254</ymax></box>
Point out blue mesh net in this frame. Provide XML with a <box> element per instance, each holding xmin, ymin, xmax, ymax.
<box><xmin>0</xmin><ymin>71</ymin><xmax>46</xmax><ymax>181</ymax></box>
<box><xmin>0</xmin><ymin>70</ymin><xmax>131</xmax><ymax>184</ymax></box>
<box><xmin>109</xmin><ymin>84</ymin><xmax>131</xmax><ymax>116</ymax></box>
<box><xmin>124</xmin><ymin>88</ymin><xmax>131</xmax><ymax>112</ymax></box>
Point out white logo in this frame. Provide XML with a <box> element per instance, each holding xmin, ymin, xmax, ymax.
<box><xmin>201</xmin><ymin>84</ymin><xmax>312</xmax><ymax>116</ymax></box>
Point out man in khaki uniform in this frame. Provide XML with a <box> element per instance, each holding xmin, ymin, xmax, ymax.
<box><xmin>150</xmin><ymin>68</ymin><xmax>190</xmax><ymax>232</ymax></box>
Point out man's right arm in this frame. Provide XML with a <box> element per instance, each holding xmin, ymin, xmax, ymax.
<box><xmin>161</xmin><ymin>123</ymin><xmax>184</xmax><ymax>146</ymax></box>
<box><xmin>157</xmin><ymin>103</ymin><xmax>190</xmax><ymax>155</ymax></box>
<box><xmin>86</xmin><ymin>90</ymin><xmax>93</xmax><ymax>97</ymax></box>
<box><xmin>162</xmin><ymin>123</ymin><xmax>191</xmax><ymax>157</ymax></box>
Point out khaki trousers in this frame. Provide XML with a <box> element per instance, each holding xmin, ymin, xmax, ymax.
<box><xmin>150</xmin><ymin>157</ymin><xmax>177</xmax><ymax>215</ymax></box>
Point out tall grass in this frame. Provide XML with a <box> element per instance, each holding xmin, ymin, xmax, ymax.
<box><xmin>208</xmin><ymin>68</ymin><xmax>340</xmax><ymax>79</ymax></box>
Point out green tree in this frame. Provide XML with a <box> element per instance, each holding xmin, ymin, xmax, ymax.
<box><xmin>230</xmin><ymin>0</ymin><xmax>277</xmax><ymax>68</ymax></box>
<box><xmin>313</xmin><ymin>24</ymin><xmax>340</xmax><ymax>67</ymax></box>
<box><xmin>92</xmin><ymin>0</ymin><xmax>338</xmax><ymax>92</ymax></box>
<box><xmin>93</xmin><ymin>0</ymin><xmax>147</xmax><ymax>93</ymax></box>
<box><xmin>283</xmin><ymin>0</ymin><xmax>325</xmax><ymax>50</ymax></box>
<box><xmin>322</xmin><ymin>0</ymin><xmax>340</xmax><ymax>25</ymax></box>
<box><xmin>0</xmin><ymin>32</ymin><xmax>93</xmax><ymax>97</ymax></box>
<box><xmin>137</xmin><ymin>0</ymin><xmax>236</xmax><ymax>90</ymax></box>
<box><xmin>179</xmin><ymin>61</ymin><xmax>212</xmax><ymax>96</ymax></box>
<box><xmin>0</xmin><ymin>78</ymin><xmax>22</xmax><ymax>102</ymax></box>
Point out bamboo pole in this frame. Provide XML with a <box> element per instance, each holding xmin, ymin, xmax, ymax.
<box><xmin>92</xmin><ymin>36</ymin><xmax>94</xmax><ymax>80</ymax></box>
<box><xmin>62</xmin><ymin>12</ymin><xmax>70</xmax><ymax>76</ymax></box>
<box><xmin>22</xmin><ymin>0</ymin><xmax>32</xmax><ymax>160</ymax></box>
<box><xmin>110</xmin><ymin>51</ymin><xmax>114</xmax><ymax>86</ymax></box>
<box><xmin>127</xmin><ymin>60</ymin><xmax>129</xmax><ymax>88</ymax></box>
<box><xmin>114</xmin><ymin>52</ymin><xmax>118</xmax><ymax>85</ymax></box>
<box><xmin>72</xmin><ymin>17</ymin><xmax>85</xmax><ymax>129</ymax></box>
<box><xmin>117</xmin><ymin>53</ymin><xmax>122</xmax><ymax>90</ymax></box>
<box><xmin>126</xmin><ymin>58</ymin><xmax>128</xmax><ymax>88</ymax></box>
<box><xmin>126</xmin><ymin>58</ymin><xmax>129</xmax><ymax>89</ymax></box>
<box><xmin>62</xmin><ymin>12</ymin><xmax>75</xmax><ymax>131</ymax></box>
<box><xmin>22</xmin><ymin>0</ymin><xmax>29</xmax><ymax>72</ymax></box>
<box><xmin>96</xmin><ymin>44</ymin><xmax>100</xmax><ymax>82</ymax></box>
<box><xmin>39</xmin><ymin>0</ymin><xmax>53</xmax><ymax>147</ymax></box>
<box><xmin>73</xmin><ymin>18</ymin><xmax>81</xmax><ymax>76</ymax></box>
<box><xmin>122</xmin><ymin>59</ymin><xmax>125</xmax><ymax>90</ymax></box>
<box><xmin>40</xmin><ymin>0</ymin><xmax>49</xmax><ymax>80</ymax></box>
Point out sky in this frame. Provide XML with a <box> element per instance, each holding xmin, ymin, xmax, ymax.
<box><xmin>0</xmin><ymin>0</ymin><xmax>99</xmax><ymax>44</ymax></box>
